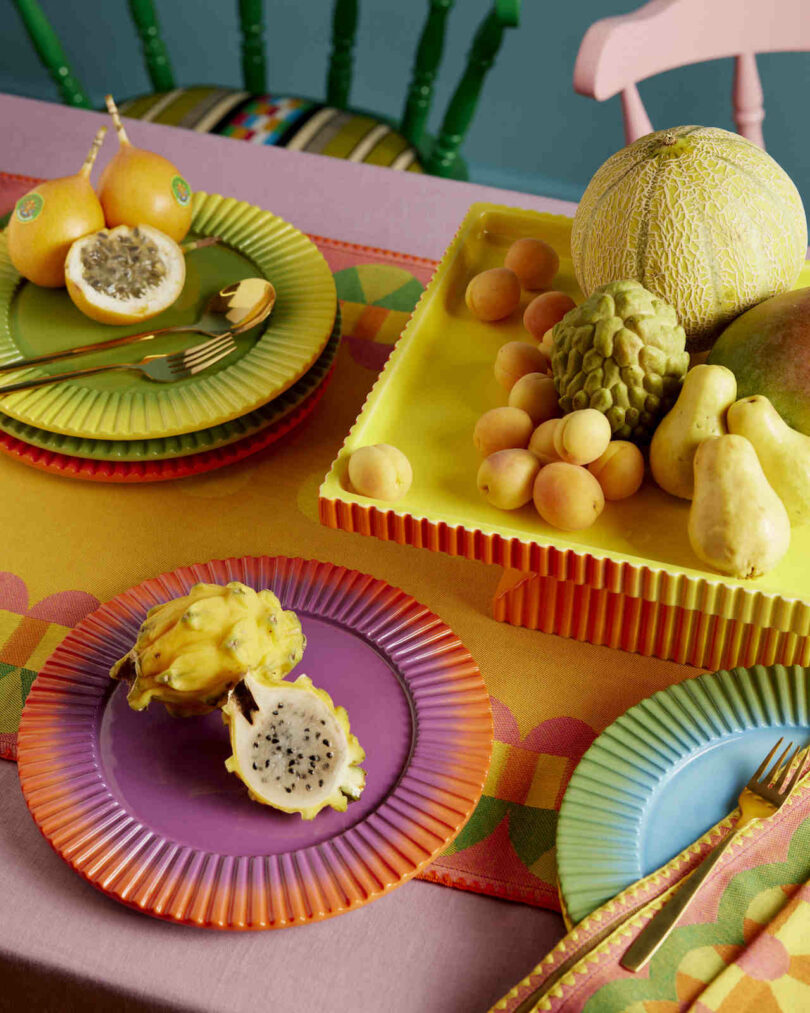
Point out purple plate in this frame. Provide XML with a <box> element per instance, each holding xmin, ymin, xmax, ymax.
<box><xmin>18</xmin><ymin>556</ymin><xmax>493</xmax><ymax>929</ymax></box>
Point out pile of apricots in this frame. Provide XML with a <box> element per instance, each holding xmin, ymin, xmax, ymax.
<box><xmin>468</xmin><ymin>238</ymin><xmax>644</xmax><ymax>531</ymax></box>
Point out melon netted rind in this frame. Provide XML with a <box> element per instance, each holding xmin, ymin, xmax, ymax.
<box><xmin>222</xmin><ymin>672</ymin><xmax>366</xmax><ymax>820</ymax></box>
<box><xmin>551</xmin><ymin>279</ymin><xmax>689</xmax><ymax>443</ymax></box>
<box><xmin>571</xmin><ymin>126</ymin><xmax>808</xmax><ymax>352</ymax></box>
<box><xmin>110</xmin><ymin>581</ymin><xmax>305</xmax><ymax>716</ymax></box>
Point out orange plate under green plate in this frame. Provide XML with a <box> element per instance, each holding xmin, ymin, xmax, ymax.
<box><xmin>0</xmin><ymin>193</ymin><xmax>337</xmax><ymax>440</ymax></box>
<box><xmin>320</xmin><ymin>202</ymin><xmax>810</xmax><ymax>639</ymax></box>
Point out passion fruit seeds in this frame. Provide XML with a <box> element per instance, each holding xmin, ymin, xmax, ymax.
<box><xmin>79</xmin><ymin>227</ymin><xmax>167</xmax><ymax>300</ymax></box>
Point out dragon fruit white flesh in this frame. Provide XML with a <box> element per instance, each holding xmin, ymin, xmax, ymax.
<box><xmin>222</xmin><ymin>672</ymin><xmax>366</xmax><ymax>820</ymax></box>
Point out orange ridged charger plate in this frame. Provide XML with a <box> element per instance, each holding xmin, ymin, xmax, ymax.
<box><xmin>17</xmin><ymin>556</ymin><xmax>492</xmax><ymax>928</ymax></box>
<box><xmin>0</xmin><ymin>361</ymin><xmax>334</xmax><ymax>483</ymax></box>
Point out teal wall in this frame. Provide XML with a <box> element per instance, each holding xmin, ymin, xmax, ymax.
<box><xmin>3</xmin><ymin>0</ymin><xmax>809</xmax><ymax>207</ymax></box>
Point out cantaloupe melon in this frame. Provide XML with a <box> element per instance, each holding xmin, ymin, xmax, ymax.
<box><xmin>571</xmin><ymin>126</ymin><xmax>807</xmax><ymax>351</ymax></box>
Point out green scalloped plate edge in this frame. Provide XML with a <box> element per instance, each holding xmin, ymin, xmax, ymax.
<box><xmin>0</xmin><ymin>309</ymin><xmax>341</xmax><ymax>460</ymax></box>
<box><xmin>0</xmin><ymin>192</ymin><xmax>337</xmax><ymax>440</ymax></box>
<box><xmin>556</xmin><ymin>663</ymin><xmax>810</xmax><ymax>925</ymax></box>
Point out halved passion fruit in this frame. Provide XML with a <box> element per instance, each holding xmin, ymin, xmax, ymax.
<box><xmin>65</xmin><ymin>223</ymin><xmax>185</xmax><ymax>325</ymax></box>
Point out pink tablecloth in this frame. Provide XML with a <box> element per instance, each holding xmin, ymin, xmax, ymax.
<box><xmin>0</xmin><ymin>95</ymin><xmax>578</xmax><ymax>261</ymax></box>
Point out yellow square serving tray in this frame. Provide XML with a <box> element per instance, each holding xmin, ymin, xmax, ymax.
<box><xmin>320</xmin><ymin>203</ymin><xmax>810</xmax><ymax>669</ymax></box>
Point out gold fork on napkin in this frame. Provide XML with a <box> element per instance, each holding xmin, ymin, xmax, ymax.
<box><xmin>621</xmin><ymin>736</ymin><xmax>810</xmax><ymax>972</ymax></box>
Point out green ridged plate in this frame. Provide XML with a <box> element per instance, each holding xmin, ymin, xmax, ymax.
<box><xmin>0</xmin><ymin>192</ymin><xmax>337</xmax><ymax>440</ymax></box>
<box><xmin>0</xmin><ymin>312</ymin><xmax>340</xmax><ymax>460</ymax></box>
<box><xmin>557</xmin><ymin>664</ymin><xmax>810</xmax><ymax>925</ymax></box>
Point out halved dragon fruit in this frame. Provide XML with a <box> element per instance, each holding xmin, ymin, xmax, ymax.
<box><xmin>110</xmin><ymin>581</ymin><xmax>305</xmax><ymax>716</ymax></box>
<box><xmin>222</xmin><ymin>672</ymin><xmax>366</xmax><ymax>820</ymax></box>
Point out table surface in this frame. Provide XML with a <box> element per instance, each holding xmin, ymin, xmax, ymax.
<box><xmin>0</xmin><ymin>93</ymin><xmax>580</xmax><ymax>1013</ymax></box>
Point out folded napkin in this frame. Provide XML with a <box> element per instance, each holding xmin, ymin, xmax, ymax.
<box><xmin>495</xmin><ymin>776</ymin><xmax>810</xmax><ymax>1012</ymax></box>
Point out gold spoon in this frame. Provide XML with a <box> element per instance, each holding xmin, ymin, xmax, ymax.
<box><xmin>0</xmin><ymin>278</ymin><xmax>276</xmax><ymax>375</ymax></box>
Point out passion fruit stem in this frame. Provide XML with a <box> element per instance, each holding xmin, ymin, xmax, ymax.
<box><xmin>105</xmin><ymin>93</ymin><xmax>130</xmax><ymax>146</ymax></box>
<box><xmin>180</xmin><ymin>236</ymin><xmax>220</xmax><ymax>255</ymax></box>
<box><xmin>80</xmin><ymin>126</ymin><xmax>107</xmax><ymax>178</ymax></box>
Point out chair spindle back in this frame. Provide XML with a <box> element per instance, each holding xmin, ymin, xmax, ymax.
<box><xmin>326</xmin><ymin>0</ymin><xmax>357</xmax><ymax>109</ymax></box>
<box><xmin>12</xmin><ymin>0</ymin><xmax>521</xmax><ymax>179</ymax></box>
<box><xmin>400</xmin><ymin>0</ymin><xmax>454</xmax><ymax>149</ymax></box>
<box><xmin>128</xmin><ymin>0</ymin><xmax>175</xmax><ymax>94</ymax></box>
<box><xmin>574</xmin><ymin>0</ymin><xmax>810</xmax><ymax>150</ymax></box>
<box><xmin>426</xmin><ymin>1</ymin><xmax>518</xmax><ymax>176</ymax></box>
<box><xmin>13</xmin><ymin>0</ymin><xmax>91</xmax><ymax>107</ymax></box>
<box><xmin>239</xmin><ymin>0</ymin><xmax>267</xmax><ymax>95</ymax></box>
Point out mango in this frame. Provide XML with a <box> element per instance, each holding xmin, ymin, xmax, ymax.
<box><xmin>708</xmin><ymin>287</ymin><xmax>810</xmax><ymax>436</ymax></box>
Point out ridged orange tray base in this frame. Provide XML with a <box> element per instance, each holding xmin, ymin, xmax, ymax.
<box><xmin>493</xmin><ymin>569</ymin><xmax>810</xmax><ymax>671</ymax></box>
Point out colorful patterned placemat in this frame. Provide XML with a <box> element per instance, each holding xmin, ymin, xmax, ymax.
<box><xmin>495</xmin><ymin>775</ymin><xmax>810</xmax><ymax>1012</ymax></box>
<box><xmin>0</xmin><ymin>172</ymin><xmax>700</xmax><ymax>912</ymax></box>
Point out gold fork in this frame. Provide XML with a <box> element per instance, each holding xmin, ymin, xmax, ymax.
<box><xmin>0</xmin><ymin>334</ymin><xmax>236</xmax><ymax>395</ymax></box>
<box><xmin>621</xmin><ymin>737</ymin><xmax>810</xmax><ymax>972</ymax></box>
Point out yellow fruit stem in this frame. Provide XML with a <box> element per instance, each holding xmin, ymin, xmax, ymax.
<box><xmin>180</xmin><ymin>236</ymin><xmax>220</xmax><ymax>255</ymax></box>
<box><xmin>80</xmin><ymin>126</ymin><xmax>107</xmax><ymax>178</ymax></box>
<box><xmin>105</xmin><ymin>94</ymin><xmax>131</xmax><ymax>147</ymax></box>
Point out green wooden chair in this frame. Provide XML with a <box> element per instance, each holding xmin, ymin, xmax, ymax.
<box><xmin>12</xmin><ymin>0</ymin><xmax>521</xmax><ymax>180</ymax></box>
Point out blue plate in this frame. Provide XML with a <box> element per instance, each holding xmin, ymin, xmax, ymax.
<box><xmin>556</xmin><ymin>664</ymin><xmax>810</xmax><ymax>925</ymax></box>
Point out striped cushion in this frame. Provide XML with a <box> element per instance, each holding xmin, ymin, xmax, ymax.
<box><xmin>119</xmin><ymin>87</ymin><xmax>424</xmax><ymax>173</ymax></box>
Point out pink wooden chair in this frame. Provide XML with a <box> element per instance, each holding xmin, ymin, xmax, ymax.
<box><xmin>573</xmin><ymin>0</ymin><xmax>810</xmax><ymax>149</ymax></box>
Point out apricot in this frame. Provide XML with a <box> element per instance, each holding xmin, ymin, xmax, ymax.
<box><xmin>348</xmin><ymin>444</ymin><xmax>412</xmax><ymax>501</ymax></box>
<box><xmin>523</xmin><ymin>291</ymin><xmax>576</xmax><ymax>342</ymax></box>
<box><xmin>504</xmin><ymin>238</ymin><xmax>559</xmax><ymax>290</ymax></box>
<box><xmin>477</xmin><ymin>449</ymin><xmax>540</xmax><ymax>510</ymax></box>
<box><xmin>473</xmin><ymin>407</ymin><xmax>533</xmax><ymax>457</ymax></box>
<box><xmin>533</xmin><ymin>462</ymin><xmax>605</xmax><ymax>531</ymax></box>
<box><xmin>540</xmin><ymin>328</ymin><xmax>555</xmax><ymax>357</ymax></box>
<box><xmin>465</xmin><ymin>268</ymin><xmax>521</xmax><ymax>321</ymax></box>
<box><xmin>553</xmin><ymin>410</ymin><xmax>612</xmax><ymax>466</ymax></box>
<box><xmin>588</xmin><ymin>441</ymin><xmax>645</xmax><ymax>500</ymax></box>
<box><xmin>528</xmin><ymin>418</ymin><xmax>563</xmax><ymax>466</ymax></box>
<box><xmin>494</xmin><ymin>341</ymin><xmax>550</xmax><ymax>391</ymax></box>
<box><xmin>508</xmin><ymin>373</ymin><xmax>561</xmax><ymax>426</ymax></box>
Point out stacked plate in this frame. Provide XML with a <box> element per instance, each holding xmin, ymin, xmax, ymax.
<box><xmin>0</xmin><ymin>193</ymin><xmax>339</xmax><ymax>482</ymax></box>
